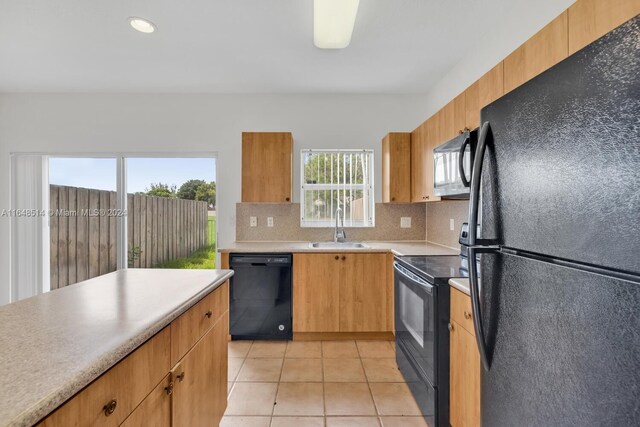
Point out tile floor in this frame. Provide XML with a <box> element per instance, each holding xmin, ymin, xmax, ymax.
<box><xmin>223</xmin><ymin>340</ymin><xmax>428</xmax><ymax>427</ymax></box>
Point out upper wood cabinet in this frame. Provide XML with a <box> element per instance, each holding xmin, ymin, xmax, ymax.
<box><xmin>464</xmin><ymin>83</ymin><xmax>480</xmax><ymax>130</ymax></box>
<box><xmin>242</xmin><ymin>132</ymin><xmax>293</xmax><ymax>203</ymax></box>
<box><xmin>452</xmin><ymin>93</ymin><xmax>467</xmax><ymax>136</ymax></box>
<box><xmin>410</xmin><ymin>116</ymin><xmax>441</xmax><ymax>203</ymax></box>
<box><xmin>503</xmin><ymin>11</ymin><xmax>569</xmax><ymax>94</ymax></box>
<box><xmin>568</xmin><ymin>0</ymin><xmax>640</xmax><ymax>54</ymax></box>
<box><xmin>382</xmin><ymin>132</ymin><xmax>412</xmax><ymax>203</ymax></box>
<box><xmin>292</xmin><ymin>253</ymin><xmax>392</xmax><ymax>333</ymax></box>
<box><xmin>478</xmin><ymin>63</ymin><xmax>505</xmax><ymax>110</ymax></box>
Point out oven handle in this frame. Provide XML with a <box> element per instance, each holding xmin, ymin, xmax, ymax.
<box><xmin>393</xmin><ymin>262</ymin><xmax>433</xmax><ymax>294</ymax></box>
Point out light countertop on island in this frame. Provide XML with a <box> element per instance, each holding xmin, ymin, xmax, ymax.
<box><xmin>0</xmin><ymin>268</ymin><xmax>233</xmax><ymax>427</ymax></box>
<box><xmin>218</xmin><ymin>241</ymin><xmax>459</xmax><ymax>256</ymax></box>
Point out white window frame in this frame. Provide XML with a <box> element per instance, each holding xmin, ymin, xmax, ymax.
<box><xmin>300</xmin><ymin>149</ymin><xmax>375</xmax><ymax>228</ymax></box>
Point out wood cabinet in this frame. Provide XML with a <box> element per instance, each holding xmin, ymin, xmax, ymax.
<box><xmin>410</xmin><ymin>116</ymin><xmax>441</xmax><ymax>203</ymax></box>
<box><xmin>568</xmin><ymin>0</ymin><xmax>640</xmax><ymax>54</ymax></box>
<box><xmin>293</xmin><ymin>253</ymin><xmax>391</xmax><ymax>333</ymax></box>
<box><xmin>172</xmin><ymin>313</ymin><xmax>228</xmax><ymax>427</ymax></box>
<box><xmin>37</xmin><ymin>284</ymin><xmax>228</xmax><ymax>427</ymax></box>
<box><xmin>449</xmin><ymin>288</ymin><xmax>480</xmax><ymax>427</ymax></box>
<box><xmin>382</xmin><ymin>132</ymin><xmax>412</xmax><ymax>203</ymax></box>
<box><xmin>504</xmin><ymin>11</ymin><xmax>569</xmax><ymax>94</ymax></box>
<box><xmin>242</xmin><ymin>132</ymin><xmax>293</xmax><ymax>203</ymax></box>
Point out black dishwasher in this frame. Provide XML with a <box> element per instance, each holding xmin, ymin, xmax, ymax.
<box><xmin>229</xmin><ymin>253</ymin><xmax>292</xmax><ymax>340</ymax></box>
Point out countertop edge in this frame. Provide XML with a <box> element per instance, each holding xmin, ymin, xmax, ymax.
<box><xmin>12</xmin><ymin>270</ymin><xmax>234</xmax><ymax>427</ymax></box>
<box><xmin>449</xmin><ymin>278</ymin><xmax>470</xmax><ymax>296</ymax></box>
<box><xmin>218</xmin><ymin>241</ymin><xmax>459</xmax><ymax>256</ymax></box>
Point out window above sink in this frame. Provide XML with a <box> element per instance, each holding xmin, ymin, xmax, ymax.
<box><xmin>300</xmin><ymin>149</ymin><xmax>375</xmax><ymax>228</ymax></box>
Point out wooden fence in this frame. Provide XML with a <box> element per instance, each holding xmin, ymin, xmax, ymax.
<box><xmin>50</xmin><ymin>185</ymin><xmax>209</xmax><ymax>289</ymax></box>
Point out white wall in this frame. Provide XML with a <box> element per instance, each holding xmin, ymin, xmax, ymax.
<box><xmin>420</xmin><ymin>0</ymin><xmax>576</xmax><ymax>118</ymax></box>
<box><xmin>0</xmin><ymin>93</ymin><xmax>430</xmax><ymax>304</ymax></box>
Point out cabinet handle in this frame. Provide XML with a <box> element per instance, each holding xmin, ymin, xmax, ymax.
<box><xmin>103</xmin><ymin>399</ymin><xmax>117</xmax><ymax>417</ymax></box>
<box><xmin>448</xmin><ymin>323</ymin><xmax>454</xmax><ymax>332</ymax></box>
<box><xmin>205</xmin><ymin>310</ymin><xmax>213</xmax><ymax>319</ymax></box>
<box><xmin>335</xmin><ymin>255</ymin><xmax>339</xmax><ymax>260</ymax></box>
<box><xmin>341</xmin><ymin>256</ymin><xmax>346</xmax><ymax>261</ymax></box>
<box><xmin>425</xmin><ymin>195</ymin><xmax>430</xmax><ymax>200</ymax></box>
<box><xmin>463</xmin><ymin>311</ymin><xmax>471</xmax><ymax>320</ymax></box>
<box><xmin>176</xmin><ymin>372</ymin><xmax>185</xmax><ymax>382</ymax></box>
<box><xmin>164</xmin><ymin>382</ymin><xmax>174</xmax><ymax>395</ymax></box>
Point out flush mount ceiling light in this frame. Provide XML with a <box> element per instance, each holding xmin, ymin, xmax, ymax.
<box><xmin>314</xmin><ymin>0</ymin><xmax>360</xmax><ymax>49</ymax></box>
<box><xmin>128</xmin><ymin>17</ymin><xmax>156</xmax><ymax>34</ymax></box>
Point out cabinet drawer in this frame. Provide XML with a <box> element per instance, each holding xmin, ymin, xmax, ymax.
<box><xmin>171</xmin><ymin>281</ymin><xmax>229</xmax><ymax>364</ymax></box>
<box><xmin>38</xmin><ymin>327</ymin><xmax>171</xmax><ymax>427</ymax></box>
<box><xmin>450</xmin><ymin>288</ymin><xmax>475</xmax><ymax>336</ymax></box>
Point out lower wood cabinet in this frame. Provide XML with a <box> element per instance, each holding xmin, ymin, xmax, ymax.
<box><xmin>449</xmin><ymin>289</ymin><xmax>480</xmax><ymax>427</ymax></box>
<box><xmin>38</xmin><ymin>282</ymin><xmax>229</xmax><ymax>427</ymax></box>
<box><xmin>293</xmin><ymin>253</ymin><xmax>392</xmax><ymax>334</ymax></box>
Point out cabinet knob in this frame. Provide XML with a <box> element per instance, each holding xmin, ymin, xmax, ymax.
<box><xmin>205</xmin><ymin>310</ymin><xmax>213</xmax><ymax>319</ymax></box>
<box><xmin>165</xmin><ymin>382</ymin><xmax>174</xmax><ymax>396</ymax></box>
<box><xmin>103</xmin><ymin>399</ymin><xmax>117</xmax><ymax>417</ymax></box>
<box><xmin>448</xmin><ymin>323</ymin><xmax>454</xmax><ymax>332</ymax></box>
<box><xmin>425</xmin><ymin>195</ymin><xmax>430</xmax><ymax>200</ymax></box>
<box><xmin>463</xmin><ymin>311</ymin><xmax>471</xmax><ymax>320</ymax></box>
<box><xmin>335</xmin><ymin>255</ymin><xmax>339</xmax><ymax>260</ymax></box>
<box><xmin>341</xmin><ymin>256</ymin><xmax>346</xmax><ymax>261</ymax></box>
<box><xmin>176</xmin><ymin>372</ymin><xmax>185</xmax><ymax>382</ymax></box>
<box><xmin>391</xmin><ymin>197</ymin><xmax>395</xmax><ymax>201</ymax></box>
<box><xmin>285</xmin><ymin>197</ymin><xmax>290</xmax><ymax>202</ymax></box>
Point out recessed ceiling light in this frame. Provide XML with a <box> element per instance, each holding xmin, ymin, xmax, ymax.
<box><xmin>314</xmin><ymin>0</ymin><xmax>360</xmax><ymax>49</ymax></box>
<box><xmin>128</xmin><ymin>17</ymin><xmax>156</xmax><ymax>34</ymax></box>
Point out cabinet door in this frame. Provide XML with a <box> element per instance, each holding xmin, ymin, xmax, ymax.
<box><xmin>568</xmin><ymin>0</ymin><xmax>640</xmax><ymax>54</ymax></box>
<box><xmin>504</xmin><ymin>11</ymin><xmax>569</xmax><ymax>93</ymax></box>
<box><xmin>382</xmin><ymin>133</ymin><xmax>411</xmax><ymax>203</ymax></box>
<box><xmin>293</xmin><ymin>254</ymin><xmax>340</xmax><ymax>332</ymax></box>
<box><xmin>120</xmin><ymin>375</ymin><xmax>171</xmax><ymax>427</ymax></box>
<box><xmin>478</xmin><ymin>63</ymin><xmax>504</xmax><ymax>110</ymax></box>
<box><xmin>464</xmin><ymin>82</ymin><xmax>480</xmax><ymax>130</ymax></box>
<box><xmin>339</xmin><ymin>253</ymin><xmax>390</xmax><ymax>332</ymax></box>
<box><xmin>452</xmin><ymin>93</ymin><xmax>467</xmax><ymax>135</ymax></box>
<box><xmin>410</xmin><ymin>122</ymin><xmax>427</xmax><ymax>203</ymax></box>
<box><xmin>450</xmin><ymin>320</ymin><xmax>481</xmax><ymax>427</ymax></box>
<box><xmin>242</xmin><ymin>132</ymin><xmax>293</xmax><ymax>203</ymax></box>
<box><xmin>172</xmin><ymin>314</ymin><xmax>229</xmax><ymax>427</ymax></box>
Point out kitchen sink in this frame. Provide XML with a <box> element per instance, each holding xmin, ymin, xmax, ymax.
<box><xmin>309</xmin><ymin>242</ymin><xmax>370</xmax><ymax>249</ymax></box>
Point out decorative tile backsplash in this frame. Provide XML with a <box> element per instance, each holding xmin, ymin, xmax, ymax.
<box><xmin>236</xmin><ymin>203</ymin><xmax>426</xmax><ymax>242</ymax></box>
<box><xmin>426</xmin><ymin>200</ymin><xmax>469</xmax><ymax>249</ymax></box>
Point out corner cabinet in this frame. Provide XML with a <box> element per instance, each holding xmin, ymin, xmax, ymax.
<box><xmin>37</xmin><ymin>282</ymin><xmax>229</xmax><ymax>427</ymax></box>
<box><xmin>293</xmin><ymin>253</ymin><xmax>392</xmax><ymax>334</ymax></box>
<box><xmin>382</xmin><ymin>132</ymin><xmax>412</xmax><ymax>203</ymax></box>
<box><xmin>242</xmin><ymin>132</ymin><xmax>293</xmax><ymax>203</ymax></box>
<box><xmin>449</xmin><ymin>288</ymin><xmax>480</xmax><ymax>427</ymax></box>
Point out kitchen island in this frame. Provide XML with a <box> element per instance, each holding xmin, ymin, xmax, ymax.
<box><xmin>0</xmin><ymin>268</ymin><xmax>233</xmax><ymax>427</ymax></box>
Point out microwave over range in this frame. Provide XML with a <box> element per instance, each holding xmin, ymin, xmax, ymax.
<box><xmin>433</xmin><ymin>128</ymin><xmax>477</xmax><ymax>198</ymax></box>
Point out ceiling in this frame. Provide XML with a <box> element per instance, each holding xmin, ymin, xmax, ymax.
<box><xmin>1</xmin><ymin>0</ymin><xmax>536</xmax><ymax>93</ymax></box>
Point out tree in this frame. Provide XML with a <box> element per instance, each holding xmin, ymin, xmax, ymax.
<box><xmin>145</xmin><ymin>183</ymin><xmax>177</xmax><ymax>198</ymax></box>
<box><xmin>177</xmin><ymin>179</ymin><xmax>207</xmax><ymax>200</ymax></box>
<box><xmin>195</xmin><ymin>181</ymin><xmax>216</xmax><ymax>207</ymax></box>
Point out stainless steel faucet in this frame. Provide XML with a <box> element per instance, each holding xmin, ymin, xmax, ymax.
<box><xmin>334</xmin><ymin>207</ymin><xmax>347</xmax><ymax>243</ymax></box>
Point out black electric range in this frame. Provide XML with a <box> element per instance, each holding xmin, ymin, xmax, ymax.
<box><xmin>393</xmin><ymin>255</ymin><xmax>467</xmax><ymax>427</ymax></box>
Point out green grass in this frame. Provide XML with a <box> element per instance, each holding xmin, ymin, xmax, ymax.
<box><xmin>156</xmin><ymin>215</ymin><xmax>218</xmax><ymax>269</ymax></box>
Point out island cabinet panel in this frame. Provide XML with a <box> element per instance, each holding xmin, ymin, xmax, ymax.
<box><xmin>171</xmin><ymin>281</ymin><xmax>229</xmax><ymax>365</ymax></box>
<box><xmin>449</xmin><ymin>289</ymin><xmax>480</xmax><ymax>427</ymax></box>
<box><xmin>172</xmin><ymin>313</ymin><xmax>229</xmax><ymax>427</ymax></box>
<box><xmin>293</xmin><ymin>253</ymin><xmax>341</xmax><ymax>332</ymax></box>
<box><xmin>339</xmin><ymin>253</ymin><xmax>391</xmax><ymax>332</ymax></box>
<box><xmin>120</xmin><ymin>374</ymin><xmax>172</xmax><ymax>427</ymax></box>
<box><xmin>568</xmin><ymin>0</ymin><xmax>640</xmax><ymax>54</ymax></box>
<box><xmin>37</xmin><ymin>327</ymin><xmax>171</xmax><ymax>427</ymax></box>
<box><xmin>242</xmin><ymin>132</ymin><xmax>293</xmax><ymax>203</ymax></box>
<box><xmin>382</xmin><ymin>132</ymin><xmax>412</xmax><ymax>203</ymax></box>
<box><xmin>503</xmin><ymin>11</ymin><xmax>569</xmax><ymax>94</ymax></box>
<box><xmin>293</xmin><ymin>253</ymin><xmax>392</xmax><ymax>334</ymax></box>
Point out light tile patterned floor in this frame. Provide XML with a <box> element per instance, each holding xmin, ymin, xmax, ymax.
<box><xmin>222</xmin><ymin>340</ymin><xmax>428</xmax><ymax>427</ymax></box>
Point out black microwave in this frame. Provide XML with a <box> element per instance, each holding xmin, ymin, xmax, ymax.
<box><xmin>433</xmin><ymin>128</ymin><xmax>477</xmax><ymax>198</ymax></box>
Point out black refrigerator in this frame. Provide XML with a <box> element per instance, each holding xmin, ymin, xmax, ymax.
<box><xmin>462</xmin><ymin>16</ymin><xmax>640</xmax><ymax>426</ymax></box>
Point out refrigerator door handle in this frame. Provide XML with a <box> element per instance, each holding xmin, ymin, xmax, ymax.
<box><xmin>458</xmin><ymin>134</ymin><xmax>471</xmax><ymax>187</ymax></box>
<box><xmin>468</xmin><ymin>246</ymin><xmax>491</xmax><ymax>371</ymax></box>
<box><xmin>468</xmin><ymin>121</ymin><xmax>489</xmax><ymax>246</ymax></box>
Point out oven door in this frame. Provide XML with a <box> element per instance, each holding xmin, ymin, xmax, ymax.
<box><xmin>394</xmin><ymin>261</ymin><xmax>436</xmax><ymax>385</ymax></box>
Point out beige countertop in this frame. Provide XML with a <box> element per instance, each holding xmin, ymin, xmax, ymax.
<box><xmin>219</xmin><ymin>241</ymin><xmax>459</xmax><ymax>256</ymax></box>
<box><xmin>449</xmin><ymin>277</ymin><xmax>470</xmax><ymax>295</ymax></box>
<box><xmin>0</xmin><ymin>269</ymin><xmax>233</xmax><ymax>427</ymax></box>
